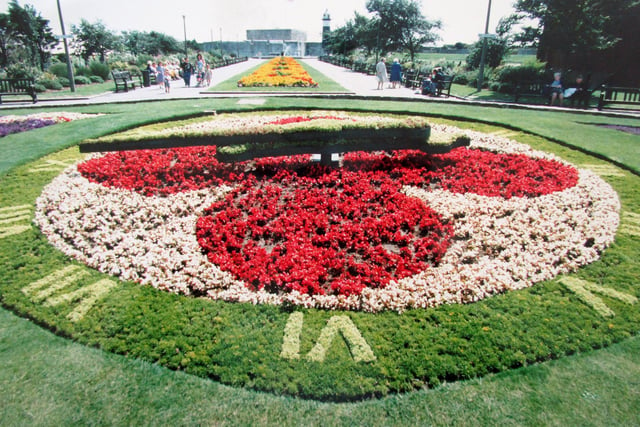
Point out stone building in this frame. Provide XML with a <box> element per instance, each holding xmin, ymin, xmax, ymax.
<box><xmin>199</xmin><ymin>12</ymin><xmax>330</xmax><ymax>58</ymax></box>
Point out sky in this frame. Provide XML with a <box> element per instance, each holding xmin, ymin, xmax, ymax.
<box><xmin>2</xmin><ymin>0</ymin><xmax>516</xmax><ymax>46</ymax></box>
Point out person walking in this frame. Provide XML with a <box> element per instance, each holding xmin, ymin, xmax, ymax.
<box><xmin>181</xmin><ymin>57</ymin><xmax>194</xmax><ymax>87</ymax></box>
<box><xmin>195</xmin><ymin>53</ymin><xmax>206</xmax><ymax>87</ymax></box>
<box><xmin>390</xmin><ymin>58</ymin><xmax>402</xmax><ymax>89</ymax></box>
<box><xmin>155</xmin><ymin>62</ymin><xmax>165</xmax><ymax>90</ymax></box>
<box><xmin>376</xmin><ymin>57</ymin><xmax>388</xmax><ymax>90</ymax></box>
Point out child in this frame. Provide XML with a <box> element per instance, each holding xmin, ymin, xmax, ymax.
<box><xmin>204</xmin><ymin>64</ymin><xmax>212</xmax><ymax>87</ymax></box>
<box><xmin>164</xmin><ymin>72</ymin><xmax>170</xmax><ymax>93</ymax></box>
<box><xmin>156</xmin><ymin>62</ymin><xmax>165</xmax><ymax>90</ymax></box>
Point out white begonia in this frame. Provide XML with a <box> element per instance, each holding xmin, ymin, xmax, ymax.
<box><xmin>34</xmin><ymin>119</ymin><xmax>620</xmax><ymax>312</ymax></box>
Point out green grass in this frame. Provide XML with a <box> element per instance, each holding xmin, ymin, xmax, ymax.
<box><xmin>413</xmin><ymin>53</ymin><xmax>536</xmax><ymax>66</ymax></box>
<box><xmin>37</xmin><ymin>81</ymin><xmax>115</xmax><ymax>99</ymax></box>
<box><xmin>209</xmin><ymin>59</ymin><xmax>350</xmax><ymax>93</ymax></box>
<box><xmin>2</xmin><ymin>305</ymin><xmax>639</xmax><ymax>426</ymax></box>
<box><xmin>1</xmin><ymin>97</ymin><xmax>639</xmax><ymax>423</ymax></box>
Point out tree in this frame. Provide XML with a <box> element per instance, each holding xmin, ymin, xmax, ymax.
<box><xmin>72</xmin><ymin>19</ymin><xmax>120</xmax><ymax>63</ymax></box>
<box><xmin>0</xmin><ymin>12</ymin><xmax>12</xmax><ymax>67</ymax></box>
<box><xmin>122</xmin><ymin>30</ymin><xmax>182</xmax><ymax>56</ymax></box>
<box><xmin>5</xmin><ymin>0</ymin><xmax>56</xmax><ymax>70</ymax></box>
<box><xmin>501</xmin><ymin>0</ymin><xmax>636</xmax><ymax>70</ymax></box>
<box><xmin>324</xmin><ymin>12</ymin><xmax>377</xmax><ymax>56</ymax></box>
<box><xmin>466</xmin><ymin>38</ymin><xmax>509</xmax><ymax>69</ymax></box>
<box><xmin>366</xmin><ymin>0</ymin><xmax>441</xmax><ymax>62</ymax></box>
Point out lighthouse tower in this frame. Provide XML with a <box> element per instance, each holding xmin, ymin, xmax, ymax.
<box><xmin>322</xmin><ymin>10</ymin><xmax>331</xmax><ymax>51</ymax></box>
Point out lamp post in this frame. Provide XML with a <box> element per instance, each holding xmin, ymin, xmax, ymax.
<box><xmin>56</xmin><ymin>0</ymin><xmax>75</xmax><ymax>92</ymax></box>
<box><xmin>477</xmin><ymin>0</ymin><xmax>492</xmax><ymax>91</ymax></box>
<box><xmin>183</xmin><ymin>15</ymin><xmax>187</xmax><ymax>56</ymax></box>
<box><xmin>219</xmin><ymin>28</ymin><xmax>223</xmax><ymax>58</ymax></box>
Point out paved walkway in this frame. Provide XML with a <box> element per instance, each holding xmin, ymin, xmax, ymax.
<box><xmin>1</xmin><ymin>58</ymin><xmax>638</xmax><ymax>118</ymax></box>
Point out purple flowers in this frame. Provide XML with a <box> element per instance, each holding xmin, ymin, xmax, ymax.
<box><xmin>0</xmin><ymin>112</ymin><xmax>100</xmax><ymax>138</ymax></box>
<box><xmin>0</xmin><ymin>117</ymin><xmax>57</xmax><ymax>137</ymax></box>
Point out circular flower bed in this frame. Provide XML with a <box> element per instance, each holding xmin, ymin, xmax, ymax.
<box><xmin>35</xmin><ymin>113</ymin><xmax>619</xmax><ymax>312</ymax></box>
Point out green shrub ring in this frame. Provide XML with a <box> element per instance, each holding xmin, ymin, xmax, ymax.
<box><xmin>0</xmin><ymin>109</ymin><xmax>638</xmax><ymax>401</ymax></box>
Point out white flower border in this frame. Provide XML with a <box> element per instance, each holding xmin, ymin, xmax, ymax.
<box><xmin>34</xmin><ymin>121</ymin><xmax>620</xmax><ymax>312</ymax></box>
<box><xmin>0</xmin><ymin>112</ymin><xmax>101</xmax><ymax>124</ymax></box>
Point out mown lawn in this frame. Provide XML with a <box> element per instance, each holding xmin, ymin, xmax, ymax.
<box><xmin>0</xmin><ymin>97</ymin><xmax>639</xmax><ymax>425</ymax></box>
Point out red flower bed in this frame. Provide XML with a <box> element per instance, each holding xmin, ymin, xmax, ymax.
<box><xmin>79</xmin><ymin>147</ymin><xmax>577</xmax><ymax>199</ymax></box>
<box><xmin>78</xmin><ymin>144</ymin><xmax>578</xmax><ymax>297</ymax></box>
<box><xmin>196</xmin><ymin>173</ymin><xmax>453</xmax><ymax>296</ymax></box>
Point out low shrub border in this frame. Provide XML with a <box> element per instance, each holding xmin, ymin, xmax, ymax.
<box><xmin>0</xmin><ymin>110</ymin><xmax>638</xmax><ymax>402</ymax></box>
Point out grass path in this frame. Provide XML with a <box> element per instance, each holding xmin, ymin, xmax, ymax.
<box><xmin>1</xmin><ymin>97</ymin><xmax>639</xmax><ymax>425</ymax></box>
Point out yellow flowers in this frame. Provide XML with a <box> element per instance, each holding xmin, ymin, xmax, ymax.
<box><xmin>237</xmin><ymin>57</ymin><xmax>318</xmax><ymax>87</ymax></box>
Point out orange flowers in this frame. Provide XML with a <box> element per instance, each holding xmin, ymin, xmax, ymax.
<box><xmin>237</xmin><ymin>57</ymin><xmax>318</xmax><ymax>87</ymax></box>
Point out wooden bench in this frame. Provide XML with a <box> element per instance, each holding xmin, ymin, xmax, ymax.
<box><xmin>435</xmin><ymin>74</ymin><xmax>455</xmax><ymax>97</ymax></box>
<box><xmin>419</xmin><ymin>74</ymin><xmax>455</xmax><ymax>97</ymax></box>
<box><xmin>401</xmin><ymin>70</ymin><xmax>417</xmax><ymax>88</ymax></box>
<box><xmin>598</xmin><ymin>86</ymin><xmax>640</xmax><ymax>111</ymax></box>
<box><xmin>409</xmin><ymin>72</ymin><xmax>425</xmax><ymax>89</ymax></box>
<box><xmin>111</xmin><ymin>70</ymin><xmax>138</xmax><ymax>93</ymax></box>
<box><xmin>0</xmin><ymin>78</ymin><xmax>37</xmax><ymax>104</ymax></box>
<box><xmin>514</xmin><ymin>81</ymin><xmax>551</xmax><ymax>103</ymax></box>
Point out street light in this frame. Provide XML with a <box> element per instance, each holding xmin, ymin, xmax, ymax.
<box><xmin>477</xmin><ymin>0</ymin><xmax>492</xmax><ymax>91</ymax></box>
<box><xmin>183</xmin><ymin>15</ymin><xmax>187</xmax><ymax>56</ymax></box>
<box><xmin>56</xmin><ymin>0</ymin><xmax>75</xmax><ymax>92</ymax></box>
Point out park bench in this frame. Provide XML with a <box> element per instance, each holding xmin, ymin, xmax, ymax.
<box><xmin>401</xmin><ymin>70</ymin><xmax>418</xmax><ymax>88</ymax></box>
<box><xmin>598</xmin><ymin>86</ymin><xmax>640</xmax><ymax>111</ymax></box>
<box><xmin>514</xmin><ymin>80</ymin><xmax>551</xmax><ymax>103</ymax></box>
<box><xmin>0</xmin><ymin>78</ymin><xmax>37</xmax><ymax>104</ymax></box>
<box><xmin>111</xmin><ymin>70</ymin><xmax>138</xmax><ymax>93</ymax></box>
<box><xmin>434</xmin><ymin>74</ymin><xmax>455</xmax><ymax>97</ymax></box>
<box><xmin>409</xmin><ymin>72</ymin><xmax>425</xmax><ymax>89</ymax></box>
<box><xmin>418</xmin><ymin>74</ymin><xmax>455</xmax><ymax>97</ymax></box>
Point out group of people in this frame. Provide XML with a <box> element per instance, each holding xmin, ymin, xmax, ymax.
<box><xmin>180</xmin><ymin>53</ymin><xmax>212</xmax><ymax>88</ymax></box>
<box><xmin>375</xmin><ymin>57</ymin><xmax>403</xmax><ymax>90</ymax></box>
<box><xmin>144</xmin><ymin>53</ymin><xmax>212</xmax><ymax>92</ymax></box>
<box><xmin>549</xmin><ymin>72</ymin><xmax>589</xmax><ymax>107</ymax></box>
<box><xmin>145</xmin><ymin>61</ymin><xmax>181</xmax><ymax>93</ymax></box>
<box><xmin>375</xmin><ymin>58</ymin><xmax>445</xmax><ymax>96</ymax></box>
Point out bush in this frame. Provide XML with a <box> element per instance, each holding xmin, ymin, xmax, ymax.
<box><xmin>89</xmin><ymin>75</ymin><xmax>104</xmax><ymax>83</ymax></box>
<box><xmin>33</xmin><ymin>83</ymin><xmax>47</xmax><ymax>93</ymax></box>
<box><xmin>493</xmin><ymin>62</ymin><xmax>547</xmax><ymax>85</ymax></box>
<box><xmin>39</xmin><ymin>78</ymin><xmax>63</xmax><ymax>90</ymax></box>
<box><xmin>75</xmin><ymin>66</ymin><xmax>92</xmax><ymax>77</ymax></box>
<box><xmin>489</xmin><ymin>81</ymin><xmax>515</xmax><ymax>93</ymax></box>
<box><xmin>47</xmin><ymin>63</ymin><xmax>70</xmax><ymax>79</ymax></box>
<box><xmin>58</xmin><ymin>77</ymin><xmax>70</xmax><ymax>87</ymax></box>
<box><xmin>74</xmin><ymin>75</ymin><xmax>92</xmax><ymax>85</ymax></box>
<box><xmin>5</xmin><ymin>63</ymin><xmax>41</xmax><ymax>80</ymax></box>
<box><xmin>89</xmin><ymin>61</ymin><xmax>110</xmax><ymax>80</ymax></box>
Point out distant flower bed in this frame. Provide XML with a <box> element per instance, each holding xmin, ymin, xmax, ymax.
<box><xmin>35</xmin><ymin>114</ymin><xmax>619</xmax><ymax>312</ymax></box>
<box><xmin>237</xmin><ymin>57</ymin><xmax>318</xmax><ymax>87</ymax></box>
<box><xmin>0</xmin><ymin>112</ymin><xmax>100</xmax><ymax>138</ymax></box>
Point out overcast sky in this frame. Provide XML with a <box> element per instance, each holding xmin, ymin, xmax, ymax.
<box><xmin>3</xmin><ymin>0</ymin><xmax>516</xmax><ymax>45</ymax></box>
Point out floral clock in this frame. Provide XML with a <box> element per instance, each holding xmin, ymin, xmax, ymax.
<box><xmin>36</xmin><ymin>111</ymin><xmax>619</xmax><ymax>312</ymax></box>
<box><xmin>12</xmin><ymin>110</ymin><xmax>631</xmax><ymax>400</ymax></box>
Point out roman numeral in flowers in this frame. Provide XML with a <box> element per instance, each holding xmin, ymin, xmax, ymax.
<box><xmin>22</xmin><ymin>265</ymin><xmax>117</xmax><ymax>322</ymax></box>
<box><xmin>28</xmin><ymin>159</ymin><xmax>75</xmax><ymax>174</ymax></box>
<box><xmin>559</xmin><ymin>277</ymin><xmax>637</xmax><ymax>318</ymax></box>
<box><xmin>0</xmin><ymin>204</ymin><xmax>32</xmax><ymax>239</ymax></box>
<box><xmin>281</xmin><ymin>312</ymin><xmax>376</xmax><ymax>363</ymax></box>
<box><xmin>620</xmin><ymin>211</ymin><xmax>640</xmax><ymax>237</ymax></box>
<box><xmin>578</xmin><ymin>164</ymin><xmax>626</xmax><ymax>177</ymax></box>
<box><xmin>490</xmin><ymin>129</ymin><xmax>520</xmax><ymax>139</ymax></box>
